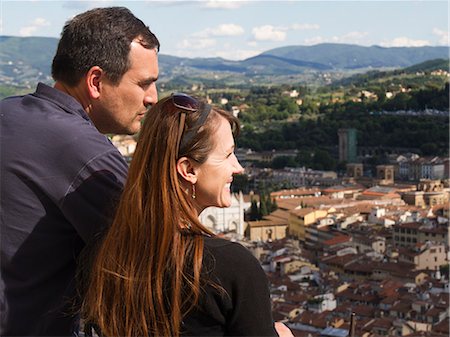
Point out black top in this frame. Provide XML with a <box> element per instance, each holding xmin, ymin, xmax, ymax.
<box><xmin>182</xmin><ymin>237</ymin><xmax>277</xmax><ymax>336</ymax></box>
<box><xmin>0</xmin><ymin>83</ymin><xmax>128</xmax><ymax>336</ymax></box>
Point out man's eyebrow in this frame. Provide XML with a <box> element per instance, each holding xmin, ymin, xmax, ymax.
<box><xmin>139</xmin><ymin>77</ymin><xmax>158</xmax><ymax>85</ymax></box>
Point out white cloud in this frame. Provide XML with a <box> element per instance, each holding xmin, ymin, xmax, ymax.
<box><xmin>304</xmin><ymin>36</ymin><xmax>326</xmax><ymax>45</ymax></box>
<box><xmin>342</xmin><ymin>31</ymin><xmax>368</xmax><ymax>40</ymax></box>
<box><xmin>193</xmin><ymin>24</ymin><xmax>244</xmax><ymax>38</ymax></box>
<box><xmin>212</xmin><ymin>24</ymin><xmax>244</xmax><ymax>36</ymax></box>
<box><xmin>380</xmin><ymin>37</ymin><xmax>430</xmax><ymax>47</ymax></box>
<box><xmin>432</xmin><ymin>28</ymin><xmax>449</xmax><ymax>45</ymax></box>
<box><xmin>203</xmin><ymin>0</ymin><xmax>247</xmax><ymax>9</ymax></box>
<box><xmin>172</xmin><ymin>39</ymin><xmax>260</xmax><ymax>61</ymax></box>
<box><xmin>34</xmin><ymin>18</ymin><xmax>50</xmax><ymax>27</ymax></box>
<box><xmin>252</xmin><ymin>25</ymin><xmax>286</xmax><ymax>42</ymax></box>
<box><xmin>291</xmin><ymin>23</ymin><xmax>320</xmax><ymax>31</ymax></box>
<box><xmin>215</xmin><ymin>48</ymin><xmax>261</xmax><ymax>60</ymax></box>
<box><xmin>177</xmin><ymin>38</ymin><xmax>217</xmax><ymax>50</ymax></box>
<box><xmin>304</xmin><ymin>31</ymin><xmax>369</xmax><ymax>45</ymax></box>
<box><xmin>19</xmin><ymin>17</ymin><xmax>51</xmax><ymax>37</ymax></box>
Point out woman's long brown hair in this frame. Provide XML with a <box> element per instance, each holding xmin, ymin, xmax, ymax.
<box><xmin>81</xmin><ymin>95</ymin><xmax>239</xmax><ymax>336</ymax></box>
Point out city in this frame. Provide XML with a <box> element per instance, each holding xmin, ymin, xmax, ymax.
<box><xmin>112</xmin><ymin>114</ymin><xmax>449</xmax><ymax>337</ymax></box>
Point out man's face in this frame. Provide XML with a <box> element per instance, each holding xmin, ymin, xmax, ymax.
<box><xmin>92</xmin><ymin>42</ymin><xmax>159</xmax><ymax>135</ymax></box>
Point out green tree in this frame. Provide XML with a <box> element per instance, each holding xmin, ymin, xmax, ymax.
<box><xmin>420</xmin><ymin>143</ymin><xmax>439</xmax><ymax>156</ymax></box>
<box><xmin>259</xmin><ymin>194</ymin><xmax>268</xmax><ymax>218</ymax></box>
<box><xmin>272</xmin><ymin>156</ymin><xmax>298</xmax><ymax>169</ymax></box>
<box><xmin>249</xmin><ymin>199</ymin><xmax>260</xmax><ymax>221</ymax></box>
<box><xmin>266</xmin><ymin>195</ymin><xmax>273</xmax><ymax>214</ymax></box>
<box><xmin>440</xmin><ymin>264</ymin><xmax>449</xmax><ymax>279</ymax></box>
<box><xmin>271</xmin><ymin>198</ymin><xmax>278</xmax><ymax>212</ymax></box>
<box><xmin>231</xmin><ymin>174</ymin><xmax>249</xmax><ymax>193</ymax></box>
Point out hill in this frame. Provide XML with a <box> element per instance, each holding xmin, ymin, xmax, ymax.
<box><xmin>0</xmin><ymin>36</ymin><xmax>448</xmax><ymax>88</ymax></box>
<box><xmin>329</xmin><ymin>58</ymin><xmax>449</xmax><ymax>87</ymax></box>
<box><xmin>262</xmin><ymin>43</ymin><xmax>449</xmax><ymax>69</ymax></box>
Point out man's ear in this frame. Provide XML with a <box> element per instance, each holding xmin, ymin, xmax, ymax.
<box><xmin>86</xmin><ymin>66</ymin><xmax>104</xmax><ymax>99</ymax></box>
<box><xmin>176</xmin><ymin>157</ymin><xmax>198</xmax><ymax>184</ymax></box>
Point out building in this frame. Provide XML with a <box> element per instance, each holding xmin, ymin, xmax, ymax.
<box><xmin>338</xmin><ymin>128</ymin><xmax>357</xmax><ymax>163</ymax></box>
<box><xmin>397</xmin><ymin>242</ymin><xmax>447</xmax><ymax>271</ymax></box>
<box><xmin>376</xmin><ymin>165</ymin><xmax>395</xmax><ymax>185</ymax></box>
<box><xmin>289</xmin><ymin>208</ymin><xmax>328</xmax><ymax>242</ymax></box>
<box><xmin>245</xmin><ymin>219</ymin><xmax>288</xmax><ymax>242</ymax></box>
<box><xmin>346</xmin><ymin>163</ymin><xmax>363</xmax><ymax>178</ymax></box>
<box><xmin>393</xmin><ymin>222</ymin><xmax>449</xmax><ymax>248</ymax></box>
<box><xmin>199</xmin><ymin>192</ymin><xmax>249</xmax><ymax>236</ymax></box>
<box><xmin>403</xmin><ymin>157</ymin><xmax>447</xmax><ymax>181</ymax></box>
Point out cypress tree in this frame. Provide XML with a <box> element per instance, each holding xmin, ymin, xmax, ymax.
<box><xmin>259</xmin><ymin>193</ymin><xmax>268</xmax><ymax>217</ymax></box>
<box><xmin>250</xmin><ymin>199</ymin><xmax>259</xmax><ymax>220</ymax></box>
<box><xmin>266</xmin><ymin>195</ymin><xmax>272</xmax><ymax>214</ymax></box>
<box><xmin>271</xmin><ymin>198</ymin><xmax>278</xmax><ymax>212</ymax></box>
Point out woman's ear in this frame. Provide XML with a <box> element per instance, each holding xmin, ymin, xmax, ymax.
<box><xmin>85</xmin><ymin>66</ymin><xmax>104</xmax><ymax>99</ymax></box>
<box><xmin>176</xmin><ymin>157</ymin><xmax>198</xmax><ymax>184</ymax></box>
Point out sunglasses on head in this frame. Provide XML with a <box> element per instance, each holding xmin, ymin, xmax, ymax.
<box><xmin>171</xmin><ymin>93</ymin><xmax>211</xmax><ymax>155</ymax></box>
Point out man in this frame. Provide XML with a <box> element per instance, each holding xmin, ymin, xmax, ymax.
<box><xmin>0</xmin><ymin>7</ymin><xmax>159</xmax><ymax>335</ymax></box>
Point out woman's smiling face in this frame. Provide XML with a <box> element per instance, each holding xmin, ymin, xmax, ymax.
<box><xmin>193</xmin><ymin>116</ymin><xmax>244</xmax><ymax>211</ymax></box>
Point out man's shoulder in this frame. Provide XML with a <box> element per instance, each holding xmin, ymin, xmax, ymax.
<box><xmin>1</xmin><ymin>89</ymin><xmax>124</xmax><ymax>171</ymax></box>
<box><xmin>1</xmin><ymin>84</ymin><xmax>90</xmax><ymax>125</ymax></box>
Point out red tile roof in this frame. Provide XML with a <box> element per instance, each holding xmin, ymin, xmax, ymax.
<box><xmin>323</xmin><ymin>234</ymin><xmax>352</xmax><ymax>246</ymax></box>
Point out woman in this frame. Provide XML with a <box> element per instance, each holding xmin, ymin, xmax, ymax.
<box><xmin>82</xmin><ymin>94</ymin><xmax>286</xmax><ymax>336</ymax></box>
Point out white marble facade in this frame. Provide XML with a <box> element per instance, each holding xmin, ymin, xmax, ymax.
<box><xmin>199</xmin><ymin>192</ymin><xmax>250</xmax><ymax>237</ymax></box>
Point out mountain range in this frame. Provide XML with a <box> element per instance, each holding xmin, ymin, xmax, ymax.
<box><xmin>0</xmin><ymin>35</ymin><xmax>448</xmax><ymax>87</ymax></box>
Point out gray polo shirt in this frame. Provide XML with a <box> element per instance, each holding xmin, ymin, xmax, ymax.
<box><xmin>0</xmin><ymin>83</ymin><xmax>128</xmax><ymax>335</ymax></box>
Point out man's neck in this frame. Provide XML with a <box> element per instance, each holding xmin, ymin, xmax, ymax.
<box><xmin>54</xmin><ymin>81</ymin><xmax>93</xmax><ymax>114</ymax></box>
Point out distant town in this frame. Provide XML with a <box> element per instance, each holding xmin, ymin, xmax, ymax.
<box><xmin>112</xmin><ymin>122</ymin><xmax>449</xmax><ymax>337</ymax></box>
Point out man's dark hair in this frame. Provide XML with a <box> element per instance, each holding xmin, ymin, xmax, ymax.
<box><xmin>51</xmin><ymin>7</ymin><xmax>160</xmax><ymax>86</ymax></box>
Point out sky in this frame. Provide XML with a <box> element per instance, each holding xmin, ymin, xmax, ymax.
<box><xmin>0</xmin><ymin>0</ymin><xmax>448</xmax><ymax>61</ymax></box>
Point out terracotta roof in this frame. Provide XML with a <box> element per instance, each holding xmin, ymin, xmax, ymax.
<box><xmin>284</xmin><ymin>293</ymin><xmax>308</xmax><ymax>304</ymax></box>
<box><xmin>425</xmin><ymin>306</ymin><xmax>444</xmax><ymax>317</ymax></box>
<box><xmin>273</xmin><ymin>302</ymin><xmax>302</xmax><ymax>314</ymax></box>
<box><xmin>292</xmin><ymin>310</ymin><xmax>329</xmax><ymax>329</ymax></box>
<box><xmin>344</xmin><ymin>261</ymin><xmax>375</xmax><ymax>273</ymax></box>
<box><xmin>277</xmin><ymin>198</ymin><xmax>305</xmax><ymax>211</ymax></box>
<box><xmin>420</xmin><ymin>226</ymin><xmax>448</xmax><ymax>234</ymax></box>
<box><xmin>378</xmin><ymin>279</ymin><xmax>404</xmax><ymax>297</ymax></box>
<box><xmin>396</xmin><ymin>222</ymin><xmax>422</xmax><ymax>229</ymax></box>
<box><xmin>322</xmin><ymin>184</ymin><xmax>365</xmax><ymax>193</ymax></box>
<box><xmin>265</xmin><ymin>208</ymin><xmax>291</xmax><ymax>221</ymax></box>
<box><xmin>271</xmin><ymin>188</ymin><xmax>321</xmax><ymax>198</ymax></box>
<box><xmin>323</xmin><ymin>234</ymin><xmax>352</xmax><ymax>246</ymax></box>
<box><xmin>321</xmin><ymin>253</ymin><xmax>359</xmax><ymax>267</ymax></box>
<box><xmin>349</xmin><ymin>304</ymin><xmax>376</xmax><ymax>317</ymax></box>
<box><xmin>380</xmin><ymin>297</ymin><xmax>397</xmax><ymax>305</ymax></box>
<box><xmin>434</xmin><ymin>318</ymin><xmax>449</xmax><ymax>334</ymax></box>
<box><xmin>390</xmin><ymin>300</ymin><xmax>411</xmax><ymax>313</ymax></box>
<box><xmin>369</xmin><ymin>317</ymin><xmax>395</xmax><ymax>329</ymax></box>
<box><xmin>291</xmin><ymin>207</ymin><xmax>319</xmax><ymax>216</ymax></box>
<box><xmin>335</xmin><ymin>290</ymin><xmax>379</xmax><ymax>303</ymax></box>
<box><xmin>246</xmin><ymin>219</ymin><xmax>287</xmax><ymax>228</ymax></box>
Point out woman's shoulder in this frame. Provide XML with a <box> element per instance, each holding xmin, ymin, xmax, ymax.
<box><xmin>202</xmin><ymin>236</ymin><xmax>263</xmax><ymax>276</ymax></box>
<box><xmin>203</xmin><ymin>236</ymin><xmax>253</xmax><ymax>257</ymax></box>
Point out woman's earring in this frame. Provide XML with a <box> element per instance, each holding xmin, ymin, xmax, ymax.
<box><xmin>192</xmin><ymin>184</ymin><xmax>196</xmax><ymax>199</ymax></box>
